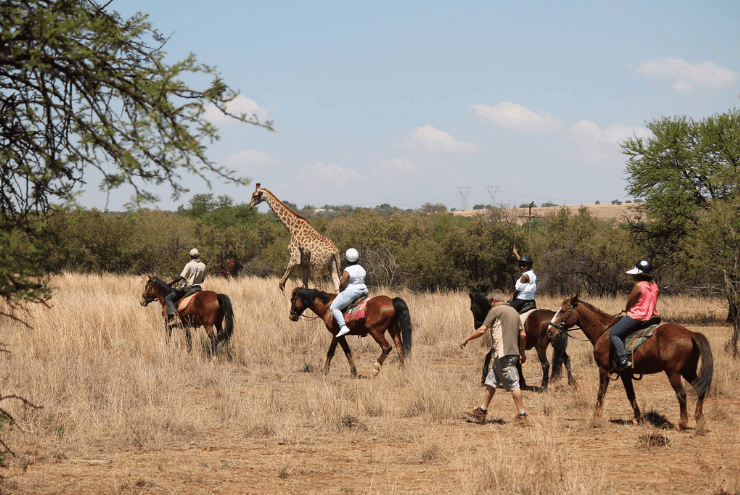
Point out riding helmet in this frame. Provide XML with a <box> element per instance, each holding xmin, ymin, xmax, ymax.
<box><xmin>626</xmin><ymin>259</ymin><xmax>652</xmax><ymax>275</ymax></box>
<box><xmin>189</xmin><ymin>248</ymin><xmax>200</xmax><ymax>258</ymax></box>
<box><xmin>518</xmin><ymin>255</ymin><xmax>533</xmax><ymax>267</ymax></box>
<box><xmin>345</xmin><ymin>248</ymin><xmax>359</xmax><ymax>262</ymax></box>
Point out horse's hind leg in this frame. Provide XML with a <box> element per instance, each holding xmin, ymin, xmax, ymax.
<box><xmin>368</xmin><ymin>331</ymin><xmax>392</xmax><ymax>377</ymax></box>
<box><xmin>667</xmin><ymin>372</ymin><xmax>689</xmax><ymax>430</ymax></box>
<box><xmin>390</xmin><ymin>327</ymin><xmax>405</xmax><ymax>367</ymax></box>
<box><xmin>204</xmin><ymin>324</ymin><xmax>218</xmax><ymax>356</ymax></box>
<box><xmin>621</xmin><ymin>375</ymin><xmax>641</xmax><ymax>426</ymax></box>
<box><xmin>337</xmin><ymin>337</ymin><xmax>358</xmax><ymax>378</ymax></box>
<box><xmin>682</xmin><ymin>367</ymin><xmax>705</xmax><ymax>423</ymax></box>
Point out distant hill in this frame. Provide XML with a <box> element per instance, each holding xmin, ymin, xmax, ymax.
<box><xmin>451</xmin><ymin>203</ymin><xmax>639</xmax><ymax>223</ymax></box>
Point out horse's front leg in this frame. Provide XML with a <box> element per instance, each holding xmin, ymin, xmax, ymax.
<box><xmin>536</xmin><ymin>342</ymin><xmax>550</xmax><ymax>391</ymax></box>
<box><xmin>667</xmin><ymin>372</ymin><xmax>688</xmax><ymax>430</ymax></box>
<box><xmin>621</xmin><ymin>374</ymin><xmax>641</xmax><ymax>426</ymax></box>
<box><xmin>594</xmin><ymin>369</ymin><xmax>611</xmax><ymax>418</ymax></box>
<box><xmin>481</xmin><ymin>349</ymin><xmax>493</xmax><ymax>386</ymax></box>
<box><xmin>337</xmin><ymin>336</ymin><xmax>358</xmax><ymax>378</ymax></box>
<box><xmin>324</xmin><ymin>337</ymin><xmax>340</xmax><ymax>374</ymax></box>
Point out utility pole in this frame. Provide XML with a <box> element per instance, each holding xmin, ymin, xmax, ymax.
<box><xmin>485</xmin><ymin>186</ymin><xmax>499</xmax><ymax>207</ymax></box>
<box><xmin>458</xmin><ymin>186</ymin><xmax>471</xmax><ymax>211</ymax></box>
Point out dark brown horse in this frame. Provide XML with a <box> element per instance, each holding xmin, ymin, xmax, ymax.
<box><xmin>289</xmin><ymin>287</ymin><xmax>412</xmax><ymax>377</ymax></box>
<box><xmin>469</xmin><ymin>292</ymin><xmax>573</xmax><ymax>391</ymax></box>
<box><xmin>140</xmin><ymin>276</ymin><xmax>234</xmax><ymax>354</ymax></box>
<box><xmin>548</xmin><ymin>294</ymin><xmax>713</xmax><ymax>430</ymax></box>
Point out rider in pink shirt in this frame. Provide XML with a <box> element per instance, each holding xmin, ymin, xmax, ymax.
<box><xmin>609</xmin><ymin>259</ymin><xmax>659</xmax><ymax>371</ymax></box>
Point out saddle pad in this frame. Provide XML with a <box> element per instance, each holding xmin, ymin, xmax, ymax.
<box><xmin>177</xmin><ymin>293</ymin><xmax>198</xmax><ymax>312</ymax></box>
<box><xmin>624</xmin><ymin>325</ymin><xmax>658</xmax><ymax>354</ymax></box>
<box><xmin>520</xmin><ymin>309</ymin><xmax>536</xmax><ymax>327</ymax></box>
<box><xmin>345</xmin><ymin>299</ymin><xmax>369</xmax><ymax>322</ymax></box>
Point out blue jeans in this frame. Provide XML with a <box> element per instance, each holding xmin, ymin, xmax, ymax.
<box><xmin>165</xmin><ymin>288</ymin><xmax>187</xmax><ymax>318</ymax></box>
<box><xmin>609</xmin><ymin>316</ymin><xmax>640</xmax><ymax>360</ymax></box>
<box><xmin>330</xmin><ymin>287</ymin><xmax>368</xmax><ymax>329</ymax></box>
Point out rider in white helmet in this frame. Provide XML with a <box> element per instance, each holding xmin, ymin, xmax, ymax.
<box><xmin>331</xmin><ymin>248</ymin><xmax>369</xmax><ymax>338</ymax></box>
<box><xmin>165</xmin><ymin>248</ymin><xmax>207</xmax><ymax>324</ymax></box>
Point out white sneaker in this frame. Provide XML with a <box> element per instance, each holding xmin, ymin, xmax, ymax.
<box><xmin>336</xmin><ymin>326</ymin><xmax>350</xmax><ymax>337</ymax></box>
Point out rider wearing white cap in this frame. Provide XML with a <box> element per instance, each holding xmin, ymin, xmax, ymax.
<box><xmin>331</xmin><ymin>248</ymin><xmax>369</xmax><ymax>338</ymax></box>
<box><xmin>165</xmin><ymin>248</ymin><xmax>207</xmax><ymax>324</ymax></box>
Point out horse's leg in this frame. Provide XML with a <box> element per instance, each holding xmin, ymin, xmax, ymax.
<box><xmin>368</xmin><ymin>330</ymin><xmax>393</xmax><ymax>377</ymax></box>
<box><xmin>390</xmin><ymin>325</ymin><xmax>405</xmax><ymax>367</ymax></box>
<box><xmin>481</xmin><ymin>349</ymin><xmax>493</xmax><ymax>386</ymax></box>
<box><xmin>536</xmin><ymin>341</ymin><xmax>550</xmax><ymax>391</ymax></box>
<box><xmin>564</xmin><ymin>351</ymin><xmax>575</xmax><ymax>385</ymax></box>
<box><xmin>620</xmin><ymin>374</ymin><xmax>641</xmax><ymax>426</ymax></box>
<box><xmin>516</xmin><ymin>360</ymin><xmax>528</xmax><ymax>391</ymax></box>
<box><xmin>594</xmin><ymin>369</ymin><xmax>611</xmax><ymax>418</ymax></box>
<box><xmin>204</xmin><ymin>324</ymin><xmax>217</xmax><ymax>356</ymax></box>
<box><xmin>667</xmin><ymin>371</ymin><xmax>689</xmax><ymax>430</ymax></box>
<box><xmin>324</xmin><ymin>337</ymin><xmax>340</xmax><ymax>374</ymax></box>
<box><xmin>337</xmin><ymin>336</ymin><xmax>358</xmax><ymax>378</ymax></box>
<box><xmin>681</xmin><ymin>366</ymin><xmax>704</xmax><ymax>423</ymax></box>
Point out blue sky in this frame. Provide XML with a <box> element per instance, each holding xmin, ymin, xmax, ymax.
<box><xmin>84</xmin><ymin>0</ymin><xmax>740</xmax><ymax>212</ymax></box>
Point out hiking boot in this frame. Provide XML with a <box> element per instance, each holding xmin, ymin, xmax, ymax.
<box><xmin>514</xmin><ymin>412</ymin><xmax>530</xmax><ymax>425</ymax></box>
<box><xmin>615</xmin><ymin>357</ymin><xmax>632</xmax><ymax>371</ymax></box>
<box><xmin>466</xmin><ymin>407</ymin><xmax>487</xmax><ymax>422</ymax></box>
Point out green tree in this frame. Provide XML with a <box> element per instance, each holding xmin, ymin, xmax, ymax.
<box><xmin>0</xmin><ymin>0</ymin><xmax>272</xmax><ymax>313</ymax></box>
<box><xmin>622</xmin><ymin>109</ymin><xmax>740</xmax><ymax>350</ymax></box>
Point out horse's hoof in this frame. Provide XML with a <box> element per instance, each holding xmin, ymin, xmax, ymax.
<box><xmin>373</xmin><ymin>362</ymin><xmax>381</xmax><ymax>376</ymax></box>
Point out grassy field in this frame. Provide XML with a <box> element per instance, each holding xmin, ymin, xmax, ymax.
<box><xmin>0</xmin><ymin>273</ymin><xmax>737</xmax><ymax>494</ymax></box>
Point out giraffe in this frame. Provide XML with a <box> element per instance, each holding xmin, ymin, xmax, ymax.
<box><xmin>248</xmin><ymin>183</ymin><xmax>341</xmax><ymax>292</ymax></box>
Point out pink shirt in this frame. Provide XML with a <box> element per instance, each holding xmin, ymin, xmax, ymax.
<box><xmin>627</xmin><ymin>281</ymin><xmax>659</xmax><ymax>321</ymax></box>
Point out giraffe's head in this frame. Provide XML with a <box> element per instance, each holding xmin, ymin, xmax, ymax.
<box><xmin>248</xmin><ymin>183</ymin><xmax>266</xmax><ymax>210</ymax></box>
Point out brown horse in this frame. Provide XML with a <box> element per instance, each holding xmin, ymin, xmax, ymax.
<box><xmin>547</xmin><ymin>294</ymin><xmax>713</xmax><ymax>430</ymax></box>
<box><xmin>469</xmin><ymin>292</ymin><xmax>573</xmax><ymax>391</ymax></box>
<box><xmin>289</xmin><ymin>287</ymin><xmax>412</xmax><ymax>377</ymax></box>
<box><xmin>140</xmin><ymin>276</ymin><xmax>234</xmax><ymax>354</ymax></box>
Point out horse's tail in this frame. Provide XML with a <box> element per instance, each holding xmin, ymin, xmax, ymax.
<box><xmin>690</xmin><ymin>331</ymin><xmax>713</xmax><ymax>398</ymax></box>
<box><xmin>392</xmin><ymin>297</ymin><xmax>413</xmax><ymax>358</ymax></box>
<box><xmin>217</xmin><ymin>294</ymin><xmax>235</xmax><ymax>344</ymax></box>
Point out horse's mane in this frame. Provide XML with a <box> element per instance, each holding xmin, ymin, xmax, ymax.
<box><xmin>574</xmin><ymin>297</ymin><xmax>616</xmax><ymax>320</ymax></box>
<box><xmin>295</xmin><ymin>287</ymin><xmax>332</xmax><ymax>305</ymax></box>
<box><xmin>149</xmin><ymin>277</ymin><xmax>173</xmax><ymax>295</ymax></box>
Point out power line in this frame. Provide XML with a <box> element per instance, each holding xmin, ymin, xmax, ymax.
<box><xmin>457</xmin><ymin>186</ymin><xmax>471</xmax><ymax>211</ymax></box>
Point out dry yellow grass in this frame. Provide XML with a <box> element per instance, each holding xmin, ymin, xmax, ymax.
<box><xmin>0</xmin><ymin>273</ymin><xmax>737</xmax><ymax>494</ymax></box>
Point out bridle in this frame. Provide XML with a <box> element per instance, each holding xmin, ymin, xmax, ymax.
<box><xmin>547</xmin><ymin>302</ymin><xmax>590</xmax><ymax>342</ymax></box>
<box><xmin>140</xmin><ymin>285</ymin><xmax>158</xmax><ymax>307</ymax></box>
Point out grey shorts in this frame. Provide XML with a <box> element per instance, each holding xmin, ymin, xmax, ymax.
<box><xmin>484</xmin><ymin>355</ymin><xmax>520</xmax><ymax>391</ymax></box>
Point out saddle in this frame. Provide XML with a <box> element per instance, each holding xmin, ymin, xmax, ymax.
<box><xmin>344</xmin><ymin>294</ymin><xmax>369</xmax><ymax>322</ymax></box>
<box><xmin>176</xmin><ymin>286</ymin><xmax>202</xmax><ymax>312</ymax></box>
<box><xmin>518</xmin><ymin>300</ymin><xmax>537</xmax><ymax>314</ymax></box>
<box><xmin>623</xmin><ymin>317</ymin><xmax>661</xmax><ymax>354</ymax></box>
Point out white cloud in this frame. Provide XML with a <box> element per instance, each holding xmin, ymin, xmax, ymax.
<box><xmin>397</xmin><ymin>125</ymin><xmax>477</xmax><ymax>153</ymax></box>
<box><xmin>373</xmin><ymin>157</ymin><xmax>419</xmax><ymax>176</ymax></box>
<box><xmin>203</xmin><ymin>94</ymin><xmax>268</xmax><ymax>124</ymax></box>
<box><xmin>341</xmin><ymin>151</ymin><xmax>355</xmax><ymax>159</ymax></box>
<box><xmin>224</xmin><ymin>149</ymin><xmax>275</xmax><ymax>168</ymax></box>
<box><xmin>292</xmin><ymin>162</ymin><xmax>365</xmax><ymax>189</ymax></box>
<box><xmin>471</xmin><ymin>101</ymin><xmax>565</xmax><ymax>132</ymax></box>
<box><xmin>635</xmin><ymin>58</ymin><xmax>737</xmax><ymax>92</ymax></box>
<box><xmin>568</xmin><ymin>120</ymin><xmax>652</xmax><ymax>166</ymax></box>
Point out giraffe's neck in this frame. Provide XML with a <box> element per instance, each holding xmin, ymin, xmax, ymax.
<box><xmin>262</xmin><ymin>189</ymin><xmax>307</xmax><ymax>234</ymax></box>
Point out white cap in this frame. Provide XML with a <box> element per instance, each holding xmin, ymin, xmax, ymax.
<box><xmin>190</xmin><ymin>248</ymin><xmax>200</xmax><ymax>258</ymax></box>
<box><xmin>345</xmin><ymin>248</ymin><xmax>359</xmax><ymax>262</ymax></box>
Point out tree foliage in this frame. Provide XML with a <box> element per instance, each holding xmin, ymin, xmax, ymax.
<box><xmin>622</xmin><ymin>109</ymin><xmax>740</xmax><ymax>351</ymax></box>
<box><xmin>0</xmin><ymin>0</ymin><xmax>272</xmax><ymax>312</ymax></box>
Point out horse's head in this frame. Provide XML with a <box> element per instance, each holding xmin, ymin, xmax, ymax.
<box><xmin>289</xmin><ymin>287</ymin><xmax>309</xmax><ymax>321</ymax></box>
<box><xmin>547</xmin><ymin>294</ymin><xmax>580</xmax><ymax>339</ymax></box>
<box><xmin>248</xmin><ymin>183</ymin><xmax>266</xmax><ymax>211</ymax></box>
<box><xmin>140</xmin><ymin>276</ymin><xmax>166</xmax><ymax>307</ymax></box>
<box><xmin>469</xmin><ymin>292</ymin><xmax>493</xmax><ymax>329</ymax></box>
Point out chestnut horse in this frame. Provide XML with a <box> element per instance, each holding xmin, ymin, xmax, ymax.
<box><xmin>140</xmin><ymin>276</ymin><xmax>234</xmax><ymax>355</ymax></box>
<box><xmin>469</xmin><ymin>292</ymin><xmax>573</xmax><ymax>391</ymax></box>
<box><xmin>548</xmin><ymin>295</ymin><xmax>713</xmax><ymax>430</ymax></box>
<box><xmin>289</xmin><ymin>288</ymin><xmax>412</xmax><ymax>377</ymax></box>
